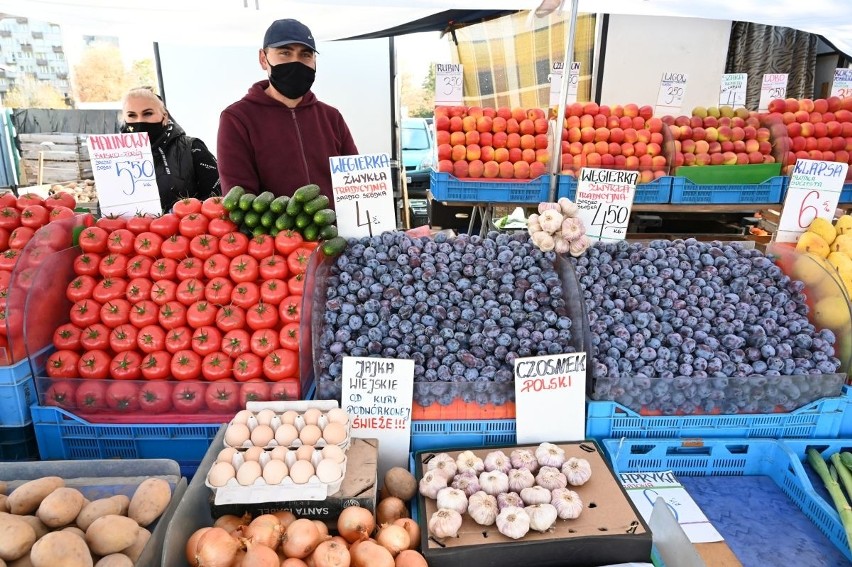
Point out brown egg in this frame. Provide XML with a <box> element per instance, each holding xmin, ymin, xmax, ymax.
<box><xmin>217</xmin><ymin>447</ymin><xmax>238</xmax><ymax>464</ymax></box>
<box><xmin>326</xmin><ymin>408</ymin><xmax>349</xmax><ymax>425</ymax></box>
<box><xmin>275</xmin><ymin>423</ymin><xmax>299</xmax><ymax>446</ymax></box>
<box><xmin>250</xmin><ymin>424</ymin><xmax>275</xmax><ymax>447</ymax></box>
<box><xmin>281</xmin><ymin>410</ymin><xmax>300</xmax><ymax>425</ymax></box>
<box><xmin>225</xmin><ymin>423</ymin><xmax>251</xmax><ymax>447</ymax></box>
<box><xmin>299</xmin><ymin>424</ymin><xmax>323</xmax><ymax>445</ymax></box>
<box><xmin>295</xmin><ymin>444</ymin><xmax>315</xmax><ymax>461</ymax></box>
<box><xmin>321</xmin><ymin>444</ymin><xmax>346</xmax><ymax>464</ymax></box>
<box><xmin>303</xmin><ymin>408</ymin><xmax>322</xmax><ymax>425</ymax></box>
<box><xmin>256</xmin><ymin>408</ymin><xmax>277</xmax><ymax>426</ymax></box>
<box><xmin>243</xmin><ymin>446</ymin><xmax>265</xmax><ymax>462</ymax></box>
<box><xmin>316</xmin><ymin>459</ymin><xmax>342</xmax><ymax>483</ymax></box>
<box><xmin>289</xmin><ymin>460</ymin><xmax>315</xmax><ymax>484</ymax></box>
<box><xmin>262</xmin><ymin>460</ymin><xmax>289</xmax><ymax>484</ymax></box>
<box><xmin>270</xmin><ymin>446</ymin><xmax>289</xmax><ymax>461</ymax></box>
<box><xmin>208</xmin><ymin>462</ymin><xmax>236</xmax><ymax>487</ymax></box>
<box><xmin>232</xmin><ymin>409</ymin><xmax>254</xmax><ymax>425</ymax></box>
<box><xmin>236</xmin><ymin>461</ymin><xmax>262</xmax><ymax>486</ymax></box>
<box><xmin>322</xmin><ymin>422</ymin><xmax>347</xmax><ymax>445</ymax></box>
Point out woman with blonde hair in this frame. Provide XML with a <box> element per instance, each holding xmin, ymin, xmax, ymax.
<box><xmin>120</xmin><ymin>87</ymin><xmax>220</xmax><ymax>212</ymax></box>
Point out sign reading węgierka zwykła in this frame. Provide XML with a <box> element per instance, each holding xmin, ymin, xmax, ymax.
<box><xmin>574</xmin><ymin>168</ymin><xmax>639</xmax><ymax>242</ymax></box>
<box><xmin>87</xmin><ymin>133</ymin><xmax>162</xmax><ymax>216</ymax></box>
<box><xmin>330</xmin><ymin>153</ymin><xmax>395</xmax><ymax>239</ymax></box>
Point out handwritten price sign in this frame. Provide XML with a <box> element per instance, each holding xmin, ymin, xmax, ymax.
<box><xmin>434</xmin><ymin>63</ymin><xmax>463</xmax><ymax>105</ymax></box>
<box><xmin>330</xmin><ymin>153</ymin><xmax>396</xmax><ymax>239</ymax></box>
<box><xmin>87</xmin><ymin>133</ymin><xmax>162</xmax><ymax>215</ymax></box>
<box><xmin>831</xmin><ymin>68</ymin><xmax>852</xmax><ymax>99</ymax></box>
<box><xmin>514</xmin><ymin>352</ymin><xmax>586</xmax><ymax>443</ymax></box>
<box><xmin>655</xmin><ymin>72</ymin><xmax>688</xmax><ymax>115</ymax></box>
<box><xmin>719</xmin><ymin>73</ymin><xmax>747</xmax><ymax>107</ymax></box>
<box><xmin>758</xmin><ymin>73</ymin><xmax>788</xmax><ymax>111</ymax></box>
<box><xmin>776</xmin><ymin>159</ymin><xmax>848</xmax><ymax>243</ymax></box>
<box><xmin>549</xmin><ymin>61</ymin><xmax>580</xmax><ymax>106</ymax></box>
<box><xmin>574</xmin><ymin>168</ymin><xmax>639</xmax><ymax>242</ymax></box>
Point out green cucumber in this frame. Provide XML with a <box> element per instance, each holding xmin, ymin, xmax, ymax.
<box><xmin>313</xmin><ymin>209</ymin><xmax>336</xmax><ymax>227</ymax></box>
<box><xmin>293</xmin><ymin>184</ymin><xmax>321</xmax><ymax>204</ymax></box>
<box><xmin>222</xmin><ymin>186</ymin><xmax>245</xmax><ymax>211</ymax></box>
<box><xmin>303</xmin><ymin>223</ymin><xmax>320</xmax><ymax>242</ymax></box>
<box><xmin>243</xmin><ymin>210</ymin><xmax>261</xmax><ymax>228</ymax></box>
<box><xmin>320</xmin><ymin>236</ymin><xmax>347</xmax><ymax>257</ymax></box>
<box><xmin>318</xmin><ymin>225</ymin><xmax>338</xmax><ymax>240</ymax></box>
<box><xmin>252</xmin><ymin>191</ymin><xmax>275</xmax><ymax>213</ymax></box>
<box><xmin>238</xmin><ymin>193</ymin><xmax>256</xmax><ymax>211</ymax></box>
<box><xmin>275</xmin><ymin>214</ymin><xmax>295</xmax><ymax>231</ymax></box>
<box><xmin>228</xmin><ymin>209</ymin><xmax>245</xmax><ymax>225</ymax></box>
<box><xmin>269</xmin><ymin>227</ymin><xmax>281</xmax><ymax>237</ymax></box>
<box><xmin>295</xmin><ymin>212</ymin><xmax>313</xmax><ymax>230</ymax></box>
<box><xmin>285</xmin><ymin>198</ymin><xmax>302</xmax><ymax>217</ymax></box>
<box><xmin>251</xmin><ymin>225</ymin><xmax>267</xmax><ymax>237</ymax></box>
<box><xmin>303</xmin><ymin>195</ymin><xmax>330</xmax><ymax>216</ymax></box>
<box><xmin>270</xmin><ymin>195</ymin><xmax>290</xmax><ymax>215</ymax></box>
<box><xmin>260</xmin><ymin>210</ymin><xmax>277</xmax><ymax>228</ymax></box>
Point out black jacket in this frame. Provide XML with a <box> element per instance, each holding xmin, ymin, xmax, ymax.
<box><xmin>150</xmin><ymin>120</ymin><xmax>220</xmax><ymax>212</ymax></box>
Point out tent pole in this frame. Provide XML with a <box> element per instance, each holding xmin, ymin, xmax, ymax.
<box><xmin>549</xmin><ymin>0</ymin><xmax>578</xmax><ymax>202</ymax></box>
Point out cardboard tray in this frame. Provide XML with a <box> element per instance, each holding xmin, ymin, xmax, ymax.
<box><xmin>413</xmin><ymin>440</ymin><xmax>651</xmax><ymax>567</ymax></box>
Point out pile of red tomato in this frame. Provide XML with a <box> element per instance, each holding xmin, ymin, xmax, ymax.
<box><xmin>43</xmin><ymin>196</ymin><xmax>316</xmax><ymax>416</ymax></box>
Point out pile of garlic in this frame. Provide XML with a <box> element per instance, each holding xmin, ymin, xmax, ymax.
<box><xmin>527</xmin><ymin>198</ymin><xmax>590</xmax><ymax>257</ymax></box>
<box><xmin>421</xmin><ymin>443</ymin><xmax>593</xmax><ymax>541</ymax></box>
<box><xmin>224</xmin><ymin>407</ymin><xmax>350</xmax><ymax>449</ymax></box>
<box><xmin>206</xmin><ymin>443</ymin><xmax>347</xmax><ymax>488</ymax></box>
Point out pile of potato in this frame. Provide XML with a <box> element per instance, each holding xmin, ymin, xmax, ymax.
<box><xmin>0</xmin><ymin>476</ymin><xmax>172</xmax><ymax>567</ymax></box>
<box><xmin>50</xmin><ymin>180</ymin><xmax>97</xmax><ymax>204</ymax></box>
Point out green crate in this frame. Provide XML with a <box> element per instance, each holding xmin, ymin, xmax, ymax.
<box><xmin>674</xmin><ymin>163</ymin><xmax>782</xmax><ymax>185</ymax></box>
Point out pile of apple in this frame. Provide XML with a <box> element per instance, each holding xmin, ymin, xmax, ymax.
<box><xmin>558</xmin><ymin>102</ymin><xmax>669</xmax><ymax>184</ymax></box>
<box><xmin>435</xmin><ymin>105</ymin><xmax>550</xmax><ymax>180</ymax></box>
<box><xmin>663</xmin><ymin>106</ymin><xmax>776</xmax><ymax>169</ymax></box>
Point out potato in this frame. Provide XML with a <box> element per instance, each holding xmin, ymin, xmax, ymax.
<box><xmin>127</xmin><ymin>478</ymin><xmax>171</xmax><ymax>527</ymax></box>
<box><xmin>37</xmin><ymin>487</ymin><xmax>85</xmax><ymax>528</ymax></box>
<box><xmin>85</xmin><ymin>515</ymin><xmax>139</xmax><ymax>556</ymax></box>
<box><xmin>9</xmin><ymin>556</ymin><xmax>32</xmax><ymax>567</ymax></box>
<box><xmin>18</xmin><ymin>516</ymin><xmax>49</xmax><ymax>539</ymax></box>
<box><xmin>30</xmin><ymin>531</ymin><xmax>93</xmax><ymax>567</ymax></box>
<box><xmin>0</xmin><ymin>495</ymin><xmax>8</xmax><ymax>512</ymax></box>
<box><xmin>7</xmin><ymin>477</ymin><xmax>64</xmax><ymax>515</ymax></box>
<box><xmin>111</xmin><ymin>495</ymin><xmax>130</xmax><ymax>516</ymax></box>
<box><xmin>76</xmin><ymin>496</ymin><xmax>126</xmax><ymax>532</ymax></box>
<box><xmin>0</xmin><ymin>481</ymin><xmax>6</xmax><ymax>495</ymax></box>
<box><xmin>62</xmin><ymin>526</ymin><xmax>86</xmax><ymax>539</ymax></box>
<box><xmin>94</xmin><ymin>555</ymin><xmax>132</xmax><ymax>567</ymax></box>
<box><xmin>120</xmin><ymin>527</ymin><xmax>150</xmax><ymax>562</ymax></box>
<box><xmin>384</xmin><ymin>467</ymin><xmax>417</xmax><ymax>501</ymax></box>
<box><xmin>0</xmin><ymin>514</ymin><xmax>36</xmax><ymax>561</ymax></box>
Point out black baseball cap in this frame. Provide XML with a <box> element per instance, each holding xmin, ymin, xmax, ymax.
<box><xmin>263</xmin><ymin>19</ymin><xmax>318</xmax><ymax>52</ymax></box>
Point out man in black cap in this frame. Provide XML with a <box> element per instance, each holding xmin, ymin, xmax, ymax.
<box><xmin>217</xmin><ymin>18</ymin><xmax>358</xmax><ymax>206</ymax></box>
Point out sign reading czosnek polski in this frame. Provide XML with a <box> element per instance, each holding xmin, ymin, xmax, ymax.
<box><xmin>514</xmin><ymin>352</ymin><xmax>586</xmax><ymax>444</ymax></box>
<box><xmin>574</xmin><ymin>168</ymin><xmax>639</xmax><ymax>242</ymax></box>
<box><xmin>87</xmin><ymin>132</ymin><xmax>162</xmax><ymax>215</ymax></box>
<box><xmin>330</xmin><ymin>153</ymin><xmax>395</xmax><ymax>239</ymax></box>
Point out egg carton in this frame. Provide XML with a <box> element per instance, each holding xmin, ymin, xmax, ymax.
<box><xmin>206</xmin><ymin>446</ymin><xmax>347</xmax><ymax>505</ymax></box>
<box><xmin>223</xmin><ymin>407</ymin><xmax>352</xmax><ymax>451</ymax></box>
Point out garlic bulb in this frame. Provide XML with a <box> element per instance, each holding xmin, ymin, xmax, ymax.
<box><xmin>419</xmin><ymin>470</ymin><xmax>449</xmax><ymax>499</ymax></box>
<box><xmin>554</xmin><ymin>232</ymin><xmax>571</xmax><ymax>254</ymax></box>
<box><xmin>427</xmin><ymin>453</ymin><xmax>458</xmax><ymax>479</ymax></box>
<box><xmin>528</xmin><ymin>212</ymin><xmax>541</xmax><ymax>225</ymax></box>
<box><xmin>478</xmin><ymin>470</ymin><xmax>509</xmax><ymax>496</ymax></box>
<box><xmin>436</xmin><ymin>487</ymin><xmax>468</xmax><ymax>515</ymax></box>
<box><xmin>527</xmin><ymin>220</ymin><xmax>542</xmax><ymax>236</ymax></box>
<box><xmin>507</xmin><ymin>468</ymin><xmax>535</xmax><ymax>493</ymax></box>
<box><xmin>562</xmin><ymin>457</ymin><xmax>592</xmax><ymax>486</ymax></box>
<box><xmin>536</xmin><ymin>466</ymin><xmax>568</xmax><ymax>491</ymax></box>
<box><xmin>551</xmin><ymin>488</ymin><xmax>584</xmax><ymax>519</ymax></box>
<box><xmin>537</xmin><ymin>203</ymin><xmax>560</xmax><ymax>214</ymax></box>
<box><xmin>483</xmin><ymin>450</ymin><xmax>512</xmax><ymax>474</ymax></box>
<box><xmin>569</xmin><ymin>234</ymin><xmax>590</xmax><ymax>257</ymax></box>
<box><xmin>561</xmin><ymin>217</ymin><xmax>583</xmax><ymax>240</ymax></box>
<box><xmin>451</xmin><ymin>471</ymin><xmax>481</xmax><ymax>497</ymax></box>
<box><xmin>496</xmin><ymin>506</ymin><xmax>530</xmax><ymax>540</ymax></box>
<box><xmin>467</xmin><ymin>491</ymin><xmax>498</xmax><ymax>526</ymax></box>
<box><xmin>558</xmin><ymin>197</ymin><xmax>579</xmax><ymax>217</ymax></box>
<box><xmin>539</xmin><ymin>209</ymin><xmax>564</xmax><ymax>233</ymax></box>
<box><xmin>429</xmin><ymin>508</ymin><xmax>463</xmax><ymax>539</ymax></box>
<box><xmin>537</xmin><ymin>233</ymin><xmax>556</xmax><ymax>252</ymax></box>
<box><xmin>456</xmin><ymin>450</ymin><xmax>485</xmax><ymax>475</ymax></box>
<box><xmin>535</xmin><ymin>443</ymin><xmax>566</xmax><ymax>468</ymax></box>
<box><xmin>525</xmin><ymin>504</ymin><xmax>558</xmax><ymax>533</ymax></box>
<box><xmin>497</xmin><ymin>492</ymin><xmax>524</xmax><ymax>511</ymax></box>
<box><xmin>509</xmin><ymin>449</ymin><xmax>539</xmax><ymax>473</ymax></box>
<box><xmin>520</xmin><ymin>486</ymin><xmax>552</xmax><ymax>506</ymax></box>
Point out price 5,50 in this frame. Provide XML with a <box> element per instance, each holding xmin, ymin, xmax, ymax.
<box><xmin>115</xmin><ymin>159</ymin><xmax>155</xmax><ymax>195</ymax></box>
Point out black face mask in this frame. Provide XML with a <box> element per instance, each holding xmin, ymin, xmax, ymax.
<box><xmin>121</xmin><ymin>121</ymin><xmax>166</xmax><ymax>141</ymax></box>
<box><xmin>268</xmin><ymin>61</ymin><xmax>316</xmax><ymax>100</ymax></box>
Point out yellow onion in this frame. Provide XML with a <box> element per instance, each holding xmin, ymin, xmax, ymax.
<box><xmin>281</xmin><ymin>518</ymin><xmax>321</xmax><ymax>559</ymax></box>
<box><xmin>185</xmin><ymin>527</ymin><xmax>211</xmax><ymax>565</ymax></box>
<box><xmin>349</xmin><ymin>539</ymin><xmax>394</xmax><ymax>567</ymax></box>
<box><xmin>392</xmin><ymin>519</ymin><xmax>420</xmax><ymax>550</ymax></box>
<box><xmin>312</xmin><ymin>519</ymin><xmax>330</xmax><ymax>540</ymax></box>
<box><xmin>273</xmin><ymin>510</ymin><xmax>297</xmax><ymax>529</ymax></box>
<box><xmin>311</xmin><ymin>539</ymin><xmax>351</xmax><ymax>567</ymax></box>
<box><xmin>281</xmin><ymin>559</ymin><xmax>310</xmax><ymax>567</ymax></box>
<box><xmin>214</xmin><ymin>513</ymin><xmax>251</xmax><ymax>534</ymax></box>
<box><xmin>394</xmin><ymin>549</ymin><xmax>428</xmax><ymax>567</ymax></box>
<box><xmin>337</xmin><ymin>506</ymin><xmax>375</xmax><ymax>544</ymax></box>
<box><xmin>243</xmin><ymin>514</ymin><xmax>283</xmax><ymax>550</ymax></box>
<box><xmin>242</xmin><ymin>541</ymin><xmax>279</xmax><ymax>567</ymax></box>
<box><xmin>195</xmin><ymin>527</ymin><xmax>240</xmax><ymax>567</ymax></box>
<box><xmin>375</xmin><ymin>524</ymin><xmax>409</xmax><ymax>557</ymax></box>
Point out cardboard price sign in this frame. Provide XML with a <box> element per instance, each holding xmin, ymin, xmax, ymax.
<box><xmin>341</xmin><ymin>357</ymin><xmax>414</xmax><ymax>481</ymax></box>
<box><xmin>435</xmin><ymin>63</ymin><xmax>463</xmax><ymax>105</ymax></box>
<box><xmin>87</xmin><ymin>133</ymin><xmax>162</xmax><ymax>215</ymax></box>
<box><xmin>655</xmin><ymin>72</ymin><xmax>688</xmax><ymax>114</ymax></box>
<box><xmin>776</xmin><ymin>159</ymin><xmax>847</xmax><ymax>243</ymax></box>
<box><xmin>831</xmin><ymin>68</ymin><xmax>852</xmax><ymax>99</ymax></box>
<box><xmin>330</xmin><ymin>153</ymin><xmax>396</xmax><ymax>239</ymax></box>
<box><xmin>514</xmin><ymin>352</ymin><xmax>586</xmax><ymax>444</ymax></box>
<box><xmin>574</xmin><ymin>168</ymin><xmax>639</xmax><ymax>242</ymax></box>
<box><xmin>758</xmin><ymin>73</ymin><xmax>788</xmax><ymax>111</ymax></box>
<box><xmin>549</xmin><ymin>61</ymin><xmax>580</xmax><ymax>106</ymax></box>
<box><xmin>719</xmin><ymin>73</ymin><xmax>747</xmax><ymax>107</ymax></box>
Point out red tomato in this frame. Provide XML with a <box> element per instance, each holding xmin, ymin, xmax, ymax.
<box><xmin>126</xmin><ymin>254</ymin><xmax>154</xmax><ymax>279</ymax></box>
<box><xmin>171</xmin><ymin>349</ymin><xmax>202</xmax><ymax>380</ymax></box>
<box><xmin>279</xmin><ymin>322</ymin><xmax>300</xmax><ymax>351</ymax></box>
<box><xmin>0</xmin><ymin>207</ymin><xmax>20</xmax><ymax>231</ymax></box>
<box><xmin>137</xmin><ymin>324</ymin><xmax>168</xmax><ymax>353</ymax></box>
<box><xmin>16</xmin><ymin>193</ymin><xmax>43</xmax><ymax>209</ymax></box>
<box><xmin>216</xmin><ymin>305</ymin><xmax>246</xmax><ymax>333</ymax></box>
<box><xmin>230</xmin><ymin>282</ymin><xmax>260</xmax><ymax>309</ymax></box>
<box><xmin>301</xmin><ymin>241</ymin><xmax>320</xmax><ymax>251</ymax></box>
<box><xmin>165</xmin><ymin>326</ymin><xmax>193</xmax><ymax>353</ymax></box>
<box><xmin>188</xmin><ymin>234</ymin><xmax>219</xmax><ymax>259</ymax></box>
<box><xmin>274</xmin><ymin>230</ymin><xmax>304</xmax><ymax>256</ymax></box>
<box><xmin>0</xmin><ymin>193</ymin><xmax>15</xmax><ymax>208</ymax></box>
<box><xmin>140</xmin><ymin>351</ymin><xmax>172</xmax><ymax>381</ymax></box>
<box><xmin>20</xmin><ymin>205</ymin><xmax>49</xmax><ymax>229</ymax></box>
<box><xmin>218</xmin><ymin>232</ymin><xmax>249</xmax><ymax>258</ymax></box>
<box><xmin>229</xmin><ymin>254</ymin><xmax>259</xmax><ymax>283</ymax></box>
<box><xmin>111</xmin><ymin>351</ymin><xmax>143</xmax><ymax>381</ymax></box>
<box><xmin>161</xmin><ymin>234</ymin><xmax>190</xmax><ymax>259</ymax></box>
<box><xmin>67</xmin><ymin>275</ymin><xmax>97</xmax><ymax>302</ymax></box>
<box><xmin>109</xmin><ymin>324</ymin><xmax>138</xmax><ymax>352</ymax></box>
<box><xmin>172</xmin><ymin>381</ymin><xmax>206</xmax><ymax>413</ymax></box>
<box><xmin>247</xmin><ymin>235</ymin><xmax>275</xmax><ymax>260</ymax></box>
<box><xmin>201</xmin><ymin>196</ymin><xmax>226</xmax><ymax>220</ymax></box>
<box><xmin>263</xmin><ymin>348</ymin><xmax>299</xmax><ymax>381</ymax></box>
<box><xmin>92</xmin><ymin>277</ymin><xmax>128</xmax><ymax>303</ymax></box>
<box><xmin>233</xmin><ymin>352</ymin><xmax>263</xmax><ymax>382</ymax></box>
<box><xmin>208</xmin><ymin>217</ymin><xmax>238</xmax><ymax>238</ymax></box>
<box><xmin>129</xmin><ymin>300</ymin><xmax>160</xmax><ymax>328</ymax></box>
<box><xmin>0</xmin><ymin>250</ymin><xmax>17</xmax><ymax>272</ymax></box>
<box><xmin>80</xmin><ymin>323</ymin><xmax>111</xmax><ymax>351</ymax></box>
<box><xmin>53</xmin><ymin>323</ymin><xmax>83</xmax><ymax>351</ymax></box>
<box><xmin>186</xmin><ymin>300</ymin><xmax>218</xmax><ymax>329</ymax></box>
<box><xmin>251</xmin><ymin>328</ymin><xmax>279</xmax><ymax>358</ymax></box>
<box><xmin>203</xmin><ymin>253</ymin><xmax>230</xmax><ymax>279</ymax></box>
<box><xmin>172</xmin><ymin>197</ymin><xmax>202</xmax><ymax>218</ymax></box>
<box><xmin>0</xmin><ymin>227</ymin><xmax>9</xmax><ymax>250</ymax></box>
<box><xmin>0</xmin><ymin>269</ymin><xmax>10</xmax><ymax>292</ymax></box>
<box><xmin>107</xmin><ymin>229</ymin><xmax>136</xmax><ymax>255</ymax></box>
<box><xmin>126</xmin><ymin>213</ymin><xmax>154</xmax><ymax>234</ymax></box>
<box><xmin>287</xmin><ymin>247</ymin><xmax>312</xmax><ymax>275</ymax></box>
<box><xmin>278</xmin><ymin>296</ymin><xmax>302</xmax><ymax>324</ymax></box>
<box><xmin>77</xmin><ymin>349</ymin><xmax>111</xmax><ymax>379</ymax></box>
<box><xmin>78</xmin><ymin>226</ymin><xmax>109</xmax><ymax>253</ymax></box>
<box><xmin>106</xmin><ymin>381</ymin><xmax>140</xmax><ymax>411</ymax></box>
<box><xmin>99</xmin><ymin>253</ymin><xmax>129</xmax><ymax>278</ymax></box>
<box><xmin>150</xmin><ymin>257</ymin><xmax>178</xmax><ymax>281</ymax></box>
<box><xmin>259</xmin><ymin>254</ymin><xmax>289</xmax><ymax>280</ymax></box>
<box><xmin>176</xmin><ymin>257</ymin><xmax>205</xmax><ymax>280</ymax></box>
<box><xmin>95</xmin><ymin>214</ymin><xmax>126</xmax><ymax>232</ymax></box>
<box><xmin>205</xmin><ymin>381</ymin><xmax>240</xmax><ymax>413</ymax></box>
<box><xmin>44</xmin><ymin>191</ymin><xmax>77</xmax><ymax>211</ymax></box>
<box><xmin>222</xmin><ymin>329</ymin><xmax>251</xmax><ymax>358</ymax></box>
<box><xmin>134</xmin><ymin>231</ymin><xmax>163</xmax><ymax>257</ymax></box>
<box><xmin>159</xmin><ymin>300</ymin><xmax>188</xmax><ymax>330</ymax></box>
<box><xmin>246</xmin><ymin>302</ymin><xmax>279</xmax><ymax>330</ymax></box>
<box><xmin>138</xmin><ymin>380</ymin><xmax>173</xmax><ymax>412</ymax></box>
<box><xmin>269</xmin><ymin>380</ymin><xmax>299</xmax><ymax>401</ymax></box>
<box><xmin>70</xmin><ymin>299</ymin><xmax>102</xmax><ymax>328</ymax></box>
<box><xmin>179</xmin><ymin>213</ymin><xmax>209</xmax><ymax>238</ymax></box>
<box><xmin>176</xmin><ymin>278</ymin><xmax>205</xmax><ymax>306</ymax></box>
<box><xmin>151</xmin><ymin>280</ymin><xmax>178</xmax><ymax>305</ymax></box>
<box><xmin>149</xmin><ymin>213</ymin><xmax>180</xmax><ymax>237</ymax></box>
<box><xmin>45</xmin><ymin>350</ymin><xmax>81</xmax><ymax>378</ymax></box>
<box><xmin>100</xmin><ymin>299</ymin><xmax>131</xmax><ymax>328</ymax></box>
<box><xmin>260</xmin><ymin>278</ymin><xmax>287</xmax><ymax>305</ymax></box>
<box><xmin>204</xmin><ymin>277</ymin><xmax>234</xmax><ymax>306</ymax></box>
<box><xmin>44</xmin><ymin>380</ymin><xmax>77</xmax><ymax>409</ymax></box>
<box><xmin>126</xmin><ymin>277</ymin><xmax>153</xmax><ymax>302</ymax></box>
<box><xmin>240</xmin><ymin>380</ymin><xmax>270</xmax><ymax>404</ymax></box>
<box><xmin>191</xmin><ymin>325</ymin><xmax>223</xmax><ymax>356</ymax></box>
<box><xmin>48</xmin><ymin>205</ymin><xmax>75</xmax><ymax>222</ymax></box>
<box><xmin>75</xmin><ymin>379</ymin><xmax>108</xmax><ymax>410</ymax></box>
<box><xmin>202</xmin><ymin>352</ymin><xmax>233</xmax><ymax>381</ymax></box>
<box><xmin>14</xmin><ymin>265</ymin><xmax>37</xmax><ymax>293</ymax></box>
<box><xmin>73</xmin><ymin>252</ymin><xmax>101</xmax><ymax>277</ymax></box>
<box><xmin>8</xmin><ymin>226</ymin><xmax>34</xmax><ymax>249</ymax></box>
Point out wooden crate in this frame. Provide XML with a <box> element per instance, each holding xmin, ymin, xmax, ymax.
<box><xmin>19</xmin><ymin>133</ymin><xmax>92</xmax><ymax>184</ymax></box>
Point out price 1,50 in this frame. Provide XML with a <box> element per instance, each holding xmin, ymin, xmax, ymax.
<box><xmin>115</xmin><ymin>159</ymin><xmax>155</xmax><ymax>195</ymax></box>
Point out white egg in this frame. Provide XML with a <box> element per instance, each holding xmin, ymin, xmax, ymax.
<box><xmin>243</xmin><ymin>446</ymin><xmax>265</xmax><ymax>462</ymax></box>
<box><xmin>289</xmin><ymin>460</ymin><xmax>315</xmax><ymax>484</ymax></box>
<box><xmin>281</xmin><ymin>410</ymin><xmax>300</xmax><ymax>425</ymax></box>
<box><xmin>256</xmin><ymin>408</ymin><xmax>277</xmax><ymax>426</ymax></box>
<box><xmin>262</xmin><ymin>459</ymin><xmax>289</xmax><ymax>484</ymax></box>
<box><xmin>217</xmin><ymin>447</ymin><xmax>238</xmax><ymax>464</ymax></box>
<box><xmin>232</xmin><ymin>410</ymin><xmax>254</xmax><ymax>425</ymax></box>
<box><xmin>275</xmin><ymin>423</ymin><xmax>299</xmax><ymax>446</ymax></box>
<box><xmin>225</xmin><ymin>423</ymin><xmax>251</xmax><ymax>447</ymax></box>
<box><xmin>208</xmin><ymin>462</ymin><xmax>236</xmax><ymax>487</ymax></box>
<box><xmin>303</xmin><ymin>408</ymin><xmax>322</xmax><ymax>425</ymax></box>
<box><xmin>251</xmin><ymin>424</ymin><xmax>275</xmax><ymax>447</ymax></box>
<box><xmin>321</xmin><ymin>444</ymin><xmax>346</xmax><ymax>464</ymax></box>
<box><xmin>316</xmin><ymin>458</ymin><xmax>342</xmax><ymax>483</ymax></box>
<box><xmin>322</xmin><ymin>422</ymin><xmax>347</xmax><ymax>445</ymax></box>
<box><xmin>326</xmin><ymin>408</ymin><xmax>349</xmax><ymax>425</ymax></box>
<box><xmin>236</xmin><ymin>460</ymin><xmax>262</xmax><ymax>486</ymax></box>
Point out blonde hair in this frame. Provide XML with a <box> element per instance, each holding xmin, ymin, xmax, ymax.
<box><xmin>122</xmin><ymin>87</ymin><xmax>167</xmax><ymax>117</ymax></box>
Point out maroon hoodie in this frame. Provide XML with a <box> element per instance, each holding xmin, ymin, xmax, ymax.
<box><xmin>217</xmin><ymin>81</ymin><xmax>358</xmax><ymax>206</ymax></box>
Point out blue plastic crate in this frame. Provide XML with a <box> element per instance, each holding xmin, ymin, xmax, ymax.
<box><xmin>410</xmin><ymin>419</ymin><xmax>516</xmax><ymax>452</ymax></box>
<box><xmin>430</xmin><ymin>170</ymin><xmax>550</xmax><ymax>203</ymax></box>
<box><xmin>587</xmin><ymin>387</ymin><xmax>851</xmax><ymax>440</ymax></box>
<box><xmin>0</xmin><ymin>423</ymin><xmax>38</xmax><ymax>461</ymax></box>
<box><xmin>557</xmin><ymin>174</ymin><xmax>672</xmax><ymax>204</ymax></box>
<box><xmin>31</xmin><ymin>405</ymin><xmax>221</xmax><ymax>478</ymax></box>
<box><xmin>670</xmin><ymin>175</ymin><xmax>787</xmax><ymax>204</ymax></box>
<box><xmin>0</xmin><ymin>356</ymin><xmax>35</xmax><ymax>427</ymax></box>
<box><xmin>840</xmin><ymin>182</ymin><xmax>852</xmax><ymax>203</ymax></box>
<box><xmin>602</xmin><ymin>437</ymin><xmax>852</xmax><ymax>563</ymax></box>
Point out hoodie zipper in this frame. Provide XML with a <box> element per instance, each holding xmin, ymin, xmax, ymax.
<box><xmin>291</xmin><ymin>109</ymin><xmax>311</xmax><ymax>186</ymax></box>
